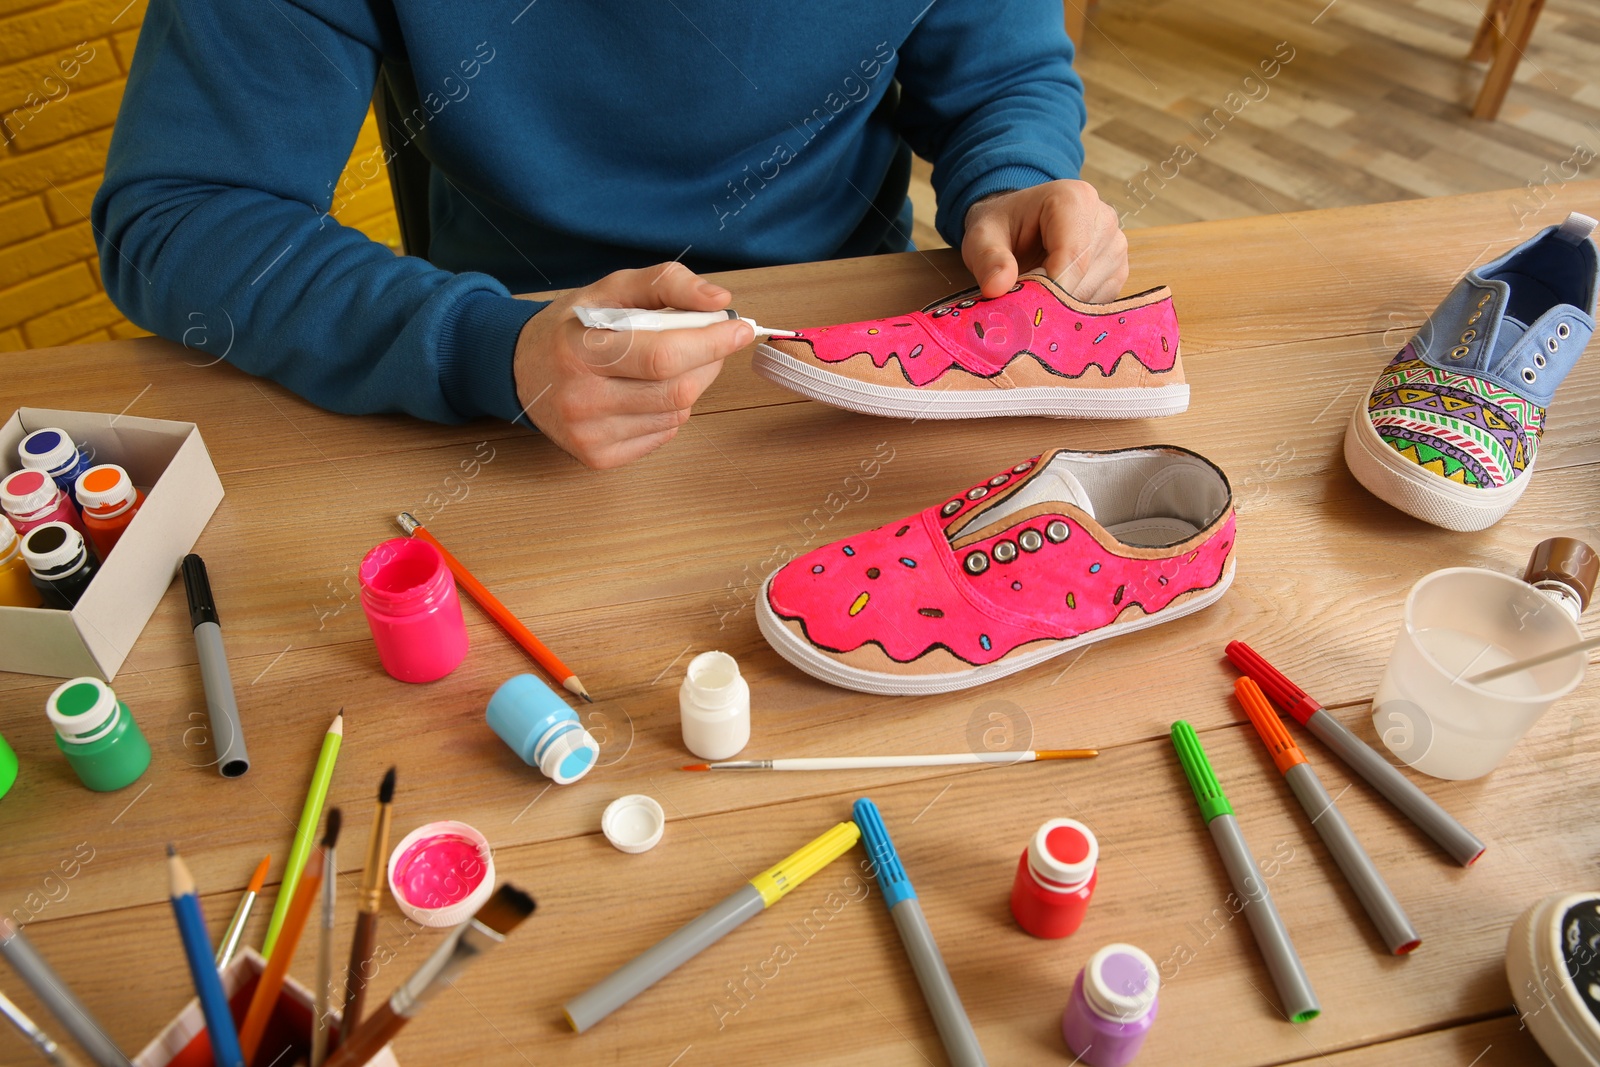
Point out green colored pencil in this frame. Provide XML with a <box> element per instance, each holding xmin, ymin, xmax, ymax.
<box><xmin>262</xmin><ymin>710</ymin><xmax>343</xmax><ymax>958</ymax></box>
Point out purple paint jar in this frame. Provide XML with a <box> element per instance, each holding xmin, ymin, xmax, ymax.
<box><xmin>1061</xmin><ymin>943</ymin><xmax>1159</xmax><ymax>1066</ymax></box>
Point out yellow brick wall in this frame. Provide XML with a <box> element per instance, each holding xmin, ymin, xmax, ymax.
<box><xmin>0</xmin><ymin>0</ymin><xmax>400</xmax><ymax>353</ymax></box>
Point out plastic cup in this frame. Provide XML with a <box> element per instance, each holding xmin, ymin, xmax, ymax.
<box><xmin>1372</xmin><ymin>567</ymin><xmax>1585</xmax><ymax>780</ymax></box>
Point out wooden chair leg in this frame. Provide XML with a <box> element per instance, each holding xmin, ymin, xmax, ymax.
<box><xmin>1468</xmin><ymin>0</ymin><xmax>1511</xmax><ymax>62</ymax></box>
<box><xmin>1472</xmin><ymin>0</ymin><xmax>1544</xmax><ymax>120</ymax></box>
<box><xmin>1064</xmin><ymin>0</ymin><xmax>1088</xmax><ymax>47</ymax></box>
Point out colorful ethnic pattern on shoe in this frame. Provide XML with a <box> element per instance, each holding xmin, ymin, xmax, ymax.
<box><xmin>1367</xmin><ymin>343</ymin><xmax>1545</xmax><ymax>489</ymax></box>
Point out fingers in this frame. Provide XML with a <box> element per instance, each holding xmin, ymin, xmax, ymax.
<box><xmin>584</xmin><ymin>427</ymin><xmax>684</xmax><ymax>470</ymax></box>
<box><xmin>1039</xmin><ymin>185</ymin><xmax>1128</xmax><ymax>303</ymax></box>
<box><xmin>579</xmin><ymin>318</ymin><xmax>752</xmax><ymax>381</ymax></box>
<box><xmin>583</xmin><ymin>261</ymin><xmax>732</xmax><ymax>312</ymax></box>
<box><xmin>962</xmin><ymin>213</ymin><xmax>1021</xmax><ymax>299</ymax></box>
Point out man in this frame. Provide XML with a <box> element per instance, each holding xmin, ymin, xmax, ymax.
<box><xmin>94</xmin><ymin>0</ymin><xmax>1126</xmax><ymax>468</ymax></box>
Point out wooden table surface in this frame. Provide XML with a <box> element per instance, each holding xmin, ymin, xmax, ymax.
<box><xmin>2</xmin><ymin>184</ymin><xmax>1598</xmax><ymax>1066</ymax></box>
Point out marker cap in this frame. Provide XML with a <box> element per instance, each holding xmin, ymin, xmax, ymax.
<box><xmin>602</xmin><ymin>794</ymin><xmax>665</xmax><ymax>853</ymax></box>
<box><xmin>1028</xmin><ymin>818</ymin><xmax>1098</xmax><ymax>890</ymax></box>
<box><xmin>1</xmin><ymin>469</ymin><xmax>57</xmax><ymax>517</ymax></box>
<box><xmin>46</xmin><ymin>677</ymin><xmax>120</xmax><ymax>743</ymax></box>
<box><xmin>1171</xmin><ymin>719</ymin><xmax>1233</xmax><ymax>823</ymax></box>
<box><xmin>21</xmin><ymin>522</ymin><xmax>88</xmax><ymax>573</ymax></box>
<box><xmin>387</xmin><ymin>820</ymin><xmax>495</xmax><ymax>927</ymax></box>
<box><xmin>18</xmin><ymin>428</ymin><xmax>78</xmax><ymax>476</ymax></box>
<box><xmin>74</xmin><ymin>464</ymin><xmax>137</xmax><ymax>517</ymax></box>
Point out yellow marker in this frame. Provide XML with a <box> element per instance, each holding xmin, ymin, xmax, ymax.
<box><xmin>563</xmin><ymin>820</ymin><xmax>861</xmax><ymax>1032</ymax></box>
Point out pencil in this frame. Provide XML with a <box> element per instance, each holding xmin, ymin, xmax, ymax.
<box><xmin>167</xmin><ymin>845</ymin><xmax>244</xmax><ymax>1067</ymax></box>
<box><xmin>241</xmin><ymin>810</ymin><xmax>341</xmax><ymax>1063</ymax></box>
<box><xmin>396</xmin><ymin>512</ymin><xmax>592</xmax><ymax>702</ymax></box>
<box><xmin>684</xmin><ymin>749</ymin><xmax>1097</xmax><ymax>771</ymax></box>
<box><xmin>324</xmin><ymin>885</ymin><xmax>536</xmax><ymax>1067</ymax></box>
<box><xmin>341</xmin><ymin>767</ymin><xmax>396</xmax><ymax>1042</ymax></box>
<box><xmin>262</xmin><ymin>710</ymin><xmax>344</xmax><ymax>957</ymax></box>
<box><xmin>215</xmin><ymin>853</ymin><xmax>270</xmax><ymax>968</ymax></box>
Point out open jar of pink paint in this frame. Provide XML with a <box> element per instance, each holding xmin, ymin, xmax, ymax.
<box><xmin>358</xmin><ymin>537</ymin><xmax>469</xmax><ymax>683</ymax></box>
<box><xmin>387</xmin><ymin>819</ymin><xmax>495</xmax><ymax>927</ymax></box>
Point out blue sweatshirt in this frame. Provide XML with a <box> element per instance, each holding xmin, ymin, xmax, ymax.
<box><xmin>94</xmin><ymin>1</ymin><xmax>1084</xmax><ymax>425</ymax></box>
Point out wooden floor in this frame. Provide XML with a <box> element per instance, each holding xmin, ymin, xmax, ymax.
<box><xmin>908</xmin><ymin>0</ymin><xmax>1600</xmax><ymax>250</ymax></box>
<box><xmin>0</xmin><ymin>187</ymin><xmax>1597</xmax><ymax>1066</ymax></box>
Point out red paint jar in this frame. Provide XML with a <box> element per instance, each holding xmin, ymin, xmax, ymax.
<box><xmin>1011</xmin><ymin>817</ymin><xmax>1098</xmax><ymax>939</ymax></box>
<box><xmin>358</xmin><ymin>537</ymin><xmax>469</xmax><ymax>683</ymax></box>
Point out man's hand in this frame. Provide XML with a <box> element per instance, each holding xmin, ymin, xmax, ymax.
<box><xmin>961</xmin><ymin>179</ymin><xmax>1129</xmax><ymax>303</ymax></box>
<box><xmin>513</xmin><ymin>262</ymin><xmax>752</xmax><ymax>469</ymax></box>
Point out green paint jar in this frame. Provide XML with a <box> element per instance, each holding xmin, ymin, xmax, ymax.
<box><xmin>0</xmin><ymin>731</ymin><xmax>16</xmax><ymax>799</ymax></box>
<box><xmin>46</xmin><ymin>677</ymin><xmax>151</xmax><ymax>792</ymax></box>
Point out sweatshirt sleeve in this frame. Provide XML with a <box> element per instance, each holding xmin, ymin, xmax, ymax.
<box><xmin>892</xmin><ymin>0</ymin><xmax>1087</xmax><ymax>250</ymax></box>
<box><xmin>92</xmin><ymin>0</ymin><xmax>540</xmax><ymax>425</ymax></box>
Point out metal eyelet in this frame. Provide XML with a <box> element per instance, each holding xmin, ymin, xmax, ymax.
<box><xmin>1460</xmin><ymin>329</ymin><xmax>1476</xmax><ymax>342</ymax></box>
<box><xmin>941</xmin><ymin>499</ymin><xmax>963</xmax><ymax>517</ymax></box>
<box><xmin>966</xmin><ymin>486</ymin><xmax>989</xmax><ymax>501</ymax></box>
<box><xmin>1013</xmin><ymin>461</ymin><xmax>1035</xmax><ymax>473</ymax></box>
<box><xmin>1546</xmin><ymin>337</ymin><xmax>1559</xmax><ymax>354</ymax></box>
<box><xmin>988</xmin><ymin>474</ymin><xmax>1009</xmax><ymax>487</ymax></box>
<box><xmin>1522</xmin><ymin>367</ymin><xmax>1538</xmax><ymax>384</ymax></box>
<box><xmin>964</xmin><ymin>551</ymin><xmax>990</xmax><ymax>575</ymax></box>
<box><xmin>1018</xmin><ymin>529</ymin><xmax>1044</xmax><ymax>553</ymax></box>
<box><xmin>1045</xmin><ymin>520</ymin><xmax>1071</xmax><ymax>543</ymax></box>
<box><xmin>1450</xmin><ymin>345</ymin><xmax>1471</xmax><ymax>359</ymax></box>
<box><xmin>993</xmin><ymin>540</ymin><xmax>1018</xmax><ymax>563</ymax></box>
<box><xmin>1534</xmin><ymin>353</ymin><xmax>1547</xmax><ymax>368</ymax></box>
<box><xmin>1557</xmin><ymin>323</ymin><xmax>1571</xmax><ymax>339</ymax></box>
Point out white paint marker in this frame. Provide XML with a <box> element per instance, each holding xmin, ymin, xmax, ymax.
<box><xmin>573</xmin><ymin>306</ymin><xmax>795</xmax><ymax>337</ymax></box>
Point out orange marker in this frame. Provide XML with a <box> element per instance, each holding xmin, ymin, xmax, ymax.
<box><xmin>1237</xmin><ymin>679</ymin><xmax>1420</xmax><ymax>955</ymax></box>
<box><xmin>396</xmin><ymin>513</ymin><xmax>593</xmax><ymax>702</ymax></box>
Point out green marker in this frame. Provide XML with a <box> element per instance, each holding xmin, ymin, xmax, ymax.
<box><xmin>1171</xmin><ymin>720</ymin><xmax>1319</xmax><ymax>1024</ymax></box>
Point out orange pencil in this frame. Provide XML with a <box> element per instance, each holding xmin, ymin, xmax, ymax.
<box><xmin>396</xmin><ymin>512</ymin><xmax>593</xmax><ymax>702</ymax></box>
<box><xmin>239</xmin><ymin>811</ymin><xmax>340</xmax><ymax>1063</ymax></box>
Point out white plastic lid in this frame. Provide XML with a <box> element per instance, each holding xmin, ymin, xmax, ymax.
<box><xmin>1028</xmin><ymin>818</ymin><xmax>1098</xmax><ymax>890</ymax></box>
<box><xmin>537</xmin><ymin>722</ymin><xmax>601</xmax><ymax>785</ymax></box>
<box><xmin>2</xmin><ymin>469</ymin><xmax>59</xmax><ymax>518</ymax></box>
<box><xmin>0</xmin><ymin>515</ymin><xmax>16</xmax><ymax>556</ymax></box>
<box><xmin>602</xmin><ymin>794</ymin><xmax>665</xmax><ymax>854</ymax></box>
<box><xmin>74</xmin><ymin>464</ymin><xmax>136</xmax><ymax>516</ymax></box>
<box><xmin>18</xmin><ymin>428</ymin><xmax>78</xmax><ymax>475</ymax></box>
<box><xmin>386</xmin><ymin>820</ymin><xmax>495</xmax><ymax>928</ymax></box>
<box><xmin>1083</xmin><ymin>943</ymin><xmax>1159</xmax><ymax>1022</ymax></box>
<box><xmin>47</xmin><ymin>677</ymin><xmax>121</xmax><ymax>744</ymax></box>
<box><xmin>21</xmin><ymin>522</ymin><xmax>86</xmax><ymax>572</ymax></box>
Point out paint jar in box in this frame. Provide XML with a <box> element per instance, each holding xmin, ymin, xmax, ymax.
<box><xmin>21</xmin><ymin>522</ymin><xmax>99</xmax><ymax>609</ymax></box>
<box><xmin>46</xmin><ymin>677</ymin><xmax>151</xmax><ymax>792</ymax></box>
<box><xmin>1011</xmin><ymin>817</ymin><xmax>1098</xmax><ymax>939</ymax></box>
<box><xmin>358</xmin><ymin>537</ymin><xmax>468</xmax><ymax>683</ymax></box>
<box><xmin>1061</xmin><ymin>943</ymin><xmax>1160</xmax><ymax>1066</ymax></box>
<box><xmin>0</xmin><ymin>516</ymin><xmax>39</xmax><ymax>608</ymax></box>
<box><xmin>74</xmin><ymin>463</ymin><xmax>144</xmax><ymax>559</ymax></box>
<box><xmin>18</xmin><ymin>427</ymin><xmax>90</xmax><ymax>505</ymax></box>
<box><xmin>486</xmin><ymin>673</ymin><xmax>599</xmax><ymax>785</ymax></box>
<box><xmin>1</xmin><ymin>469</ymin><xmax>83</xmax><ymax>537</ymax></box>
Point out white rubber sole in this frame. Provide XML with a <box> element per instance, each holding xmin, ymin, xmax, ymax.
<box><xmin>753</xmin><ymin>343</ymin><xmax>1190</xmax><ymax>420</ymax></box>
<box><xmin>756</xmin><ymin>559</ymin><xmax>1235</xmax><ymax>696</ymax></box>
<box><xmin>1342</xmin><ymin>398</ymin><xmax>1530</xmax><ymax>532</ymax></box>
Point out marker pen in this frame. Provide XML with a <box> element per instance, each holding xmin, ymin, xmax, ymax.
<box><xmin>20</xmin><ymin>523</ymin><xmax>99</xmax><ymax>609</ymax></box>
<box><xmin>182</xmin><ymin>555</ymin><xmax>250</xmax><ymax>778</ymax></box>
<box><xmin>573</xmin><ymin>306</ymin><xmax>795</xmax><ymax>337</ymax></box>
<box><xmin>74</xmin><ymin>465</ymin><xmax>143</xmax><ymax>559</ymax></box>
<box><xmin>1</xmin><ymin>470</ymin><xmax>84</xmax><ymax>537</ymax></box>
<box><xmin>17</xmin><ymin>428</ymin><xmax>90</xmax><ymax>505</ymax></box>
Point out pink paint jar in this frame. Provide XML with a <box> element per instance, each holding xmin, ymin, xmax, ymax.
<box><xmin>358</xmin><ymin>537</ymin><xmax>468</xmax><ymax>682</ymax></box>
<box><xmin>1</xmin><ymin>469</ymin><xmax>84</xmax><ymax>537</ymax></box>
<box><xmin>387</xmin><ymin>819</ymin><xmax>494</xmax><ymax>927</ymax></box>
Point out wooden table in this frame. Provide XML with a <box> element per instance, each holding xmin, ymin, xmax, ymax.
<box><xmin>2</xmin><ymin>184</ymin><xmax>1598</xmax><ymax>1066</ymax></box>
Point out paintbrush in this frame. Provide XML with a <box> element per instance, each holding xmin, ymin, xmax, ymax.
<box><xmin>323</xmin><ymin>884</ymin><xmax>536</xmax><ymax>1067</ymax></box>
<box><xmin>340</xmin><ymin>766</ymin><xmax>395</xmax><ymax>1042</ymax></box>
<box><xmin>684</xmin><ymin>749</ymin><xmax>1097</xmax><ymax>771</ymax></box>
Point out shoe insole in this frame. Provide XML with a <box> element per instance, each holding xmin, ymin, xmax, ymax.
<box><xmin>1107</xmin><ymin>516</ymin><xmax>1202</xmax><ymax>547</ymax></box>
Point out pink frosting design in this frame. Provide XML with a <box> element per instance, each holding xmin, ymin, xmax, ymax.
<box><xmin>784</xmin><ymin>277</ymin><xmax>1179</xmax><ymax>388</ymax></box>
<box><xmin>766</xmin><ymin>458</ymin><xmax>1234</xmax><ymax>667</ymax></box>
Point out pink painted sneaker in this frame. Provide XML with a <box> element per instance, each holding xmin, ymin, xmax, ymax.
<box><xmin>753</xmin><ymin>271</ymin><xmax>1187</xmax><ymax>419</ymax></box>
<box><xmin>757</xmin><ymin>446</ymin><xmax>1236</xmax><ymax>695</ymax></box>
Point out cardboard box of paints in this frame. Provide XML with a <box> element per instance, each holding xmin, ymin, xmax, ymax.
<box><xmin>0</xmin><ymin>407</ymin><xmax>223</xmax><ymax>680</ymax></box>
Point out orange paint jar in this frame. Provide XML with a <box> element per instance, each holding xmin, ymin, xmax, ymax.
<box><xmin>74</xmin><ymin>464</ymin><xmax>144</xmax><ymax>559</ymax></box>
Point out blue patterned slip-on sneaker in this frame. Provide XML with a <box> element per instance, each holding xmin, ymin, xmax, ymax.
<box><xmin>1344</xmin><ymin>212</ymin><xmax>1597</xmax><ymax>532</ymax></box>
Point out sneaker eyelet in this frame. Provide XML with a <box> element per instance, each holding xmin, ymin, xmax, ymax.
<box><xmin>1045</xmin><ymin>520</ymin><xmax>1071</xmax><ymax>543</ymax></box>
<box><xmin>966</xmin><ymin>486</ymin><xmax>989</xmax><ymax>501</ymax></box>
<box><xmin>964</xmin><ymin>551</ymin><xmax>990</xmax><ymax>575</ymax></box>
<box><xmin>1522</xmin><ymin>367</ymin><xmax>1538</xmax><ymax>384</ymax></box>
<box><xmin>993</xmin><ymin>540</ymin><xmax>1018</xmax><ymax>563</ymax></box>
<box><xmin>988</xmin><ymin>474</ymin><xmax>1009</xmax><ymax>487</ymax></box>
<box><xmin>1460</xmin><ymin>329</ymin><xmax>1476</xmax><ymax>342</ymax></box>
<box><xmin>1534</xmin><ymin>353</ymin><xmax>1547</xmax><ymax>368</ymax></box>
<box><xmin>1546</xmin><ymin>337</ymin><xmax>1559</xmax><ymax>354</ymax></box>
<box><xmin>941</xmin><ymin>499</ymin><xmax>963</xmax><ymax>517</ymax></box>
<box><xmin>1013</xmin><ymin>461</ymin><xmax>1035</xmax><ymax>473</ymax></box>
<box><xmin>1018</xmin><ymin>529</ymin><xmax>1044</xmax><ymax>553</ymax></box>
<box><xmin>1450</xmin><ymin>345</ymin><xmax>1471</xmax><ymax>359</ymax></box>
<box><xmin>1557</xmin><ymin>323</ymin><xmax>1571</xmax><ymax>339</ymax></box>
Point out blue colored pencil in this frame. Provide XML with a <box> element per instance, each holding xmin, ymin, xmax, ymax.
<box><xmin>167</xmin><ymin>845</ymin><xmax>245</xmax><ymax>1067</ymax></box>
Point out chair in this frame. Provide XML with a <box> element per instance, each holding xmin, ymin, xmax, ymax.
<box><xmin>372</xmin><ymin>63</ymin><xmax>434</xmax><ymax>260</ymax></box>
<box><xmin>1468</xmin><ymin>0</ymin><xmax>1545</xmax><ymax>120</ymax></box>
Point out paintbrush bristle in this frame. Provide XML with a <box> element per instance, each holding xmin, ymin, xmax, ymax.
<box><xmin>475</xmin><ymin>884</ymin><xmax>536</xmax><ymax>936</ymax></box>
<box><xmin>379</xmin><ymin>766</ymin><xmax>396</xmax><ymax>804</ymax></box>
<box><xmin>322</xmin><ymin>808</ymin><xmax>342</xmax><ymax>848</ymax></box>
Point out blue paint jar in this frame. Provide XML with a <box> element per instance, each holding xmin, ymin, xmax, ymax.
<box><xmin>18</xmin><ymin>428</ymin><xmax>91</xmax><ymax>506</ymax></box>
<box><xmin>486</xmin><ymin>674</ymin><xmax>599</xmax><ymax>785</ymax></box>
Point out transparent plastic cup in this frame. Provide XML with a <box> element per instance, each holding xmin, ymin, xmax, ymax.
<box><xmin>1372</xmin><ymin>567</ymin><xmax>1585</xmax><ymax>780</ymax></box>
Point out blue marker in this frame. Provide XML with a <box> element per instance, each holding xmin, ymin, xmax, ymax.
<box><xmin>854</xmin><ymin>798</ymin><xmax>987</xmax><ymax>1067</ymax></box>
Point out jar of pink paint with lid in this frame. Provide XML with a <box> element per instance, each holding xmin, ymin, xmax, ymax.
<box><xmin>358</xmin><ymin>537</ymin><xmax>468</xmax><ymax>682</ymax></box>
<box><xmin>1</xmin><ymin>469</ymin><xmax>84</xmax><ymax>537</ymax></box>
